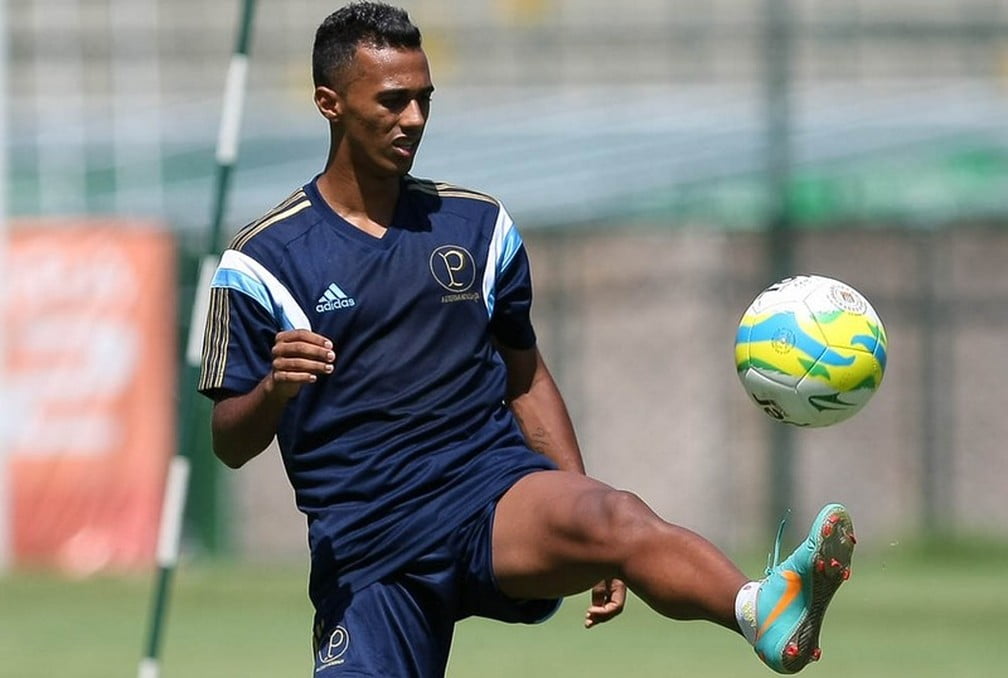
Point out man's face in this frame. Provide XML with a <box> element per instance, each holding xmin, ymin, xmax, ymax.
<box><xmin>332</xmin><ymin>45</ymin><xmax>433</xmax><ymax>177</ymax></box>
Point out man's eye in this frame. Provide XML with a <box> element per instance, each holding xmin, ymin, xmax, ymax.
<box><xmin>380</xmin><ymin>95</ymin><xmax>409</xmax><ymax>110</ymax></box>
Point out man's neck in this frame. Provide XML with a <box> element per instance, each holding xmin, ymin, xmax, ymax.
<box><xmin>316</xmin><ymin>166</ymin><xmax>401</xmax><ymax>237</ymax></box>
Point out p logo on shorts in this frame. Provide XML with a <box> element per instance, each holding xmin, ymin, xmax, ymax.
<box><xmin>317</xmin><ymin>625</ymin><xmax>350</xmax><ymax>669</ymax></box>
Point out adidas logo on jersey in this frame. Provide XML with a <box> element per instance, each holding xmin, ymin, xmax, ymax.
<box><xmin>316</xmin><ymin>282</ymin><xmax>356</xmax><ymax>312</ymax></box>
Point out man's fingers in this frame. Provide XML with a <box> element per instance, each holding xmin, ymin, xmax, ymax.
<box><xmin>584</xmin><ymin>600</ymin><xmax>623</xmax><ymax>628</ymax></box>
<box><xmin>276</xmin><ymin>329</ymin><xmax>333</xmax><ymax>348</ymax></box>
<box><xmin>585</xmin><ymin>599</ymin><xmax>621</xmax><ymax>616</ymax></box>
<box><xmin>590</xmin><ymin>581</ymin><xmax>609</xmax><ymax>607</ymax></box>
<box><xmin>273</xmin><ymin>357</ymin><xmax>335</xmax><ymax>375</ymax></box>
<box><xmin>273</xmin><ymin>340</ymin><xmax>335</xmax><ymax>359</ymax></box>
<box><xmin>268</xmin><ymin>332</ymin><xmax>336</xmax><ymax>398</ymax></box>
<box><xmin>277</xmin><ymin>329</ymin><xmax>331</xmax><ymax>348</ymax></box>
<box><xmin>272</xmin><ymin>370</ymin><xmax>322</xmax><ymax>384</ymax></box>
<box><xmin>273</xmin><ymin>339</ymin><xmax>336</xmax><ymax>363</ymax></box>
<box><xmin>607</xmin><ymin>579</ymin><xmax>627</xmax><ymax>607</ymax></box>
<box><xmin>584</xmin><ymin>579</ymin><xmax>627</xmax><ymax>629</ymax></box>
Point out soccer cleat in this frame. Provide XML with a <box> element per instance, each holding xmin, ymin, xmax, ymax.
<box><xmin>752</xmin><ymin>504</ymin><xmax>855</xmax><ymax>674</ymax></box>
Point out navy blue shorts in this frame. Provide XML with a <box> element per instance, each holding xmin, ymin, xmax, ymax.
<box><xmin>310</xmin><ymin>499</ymin><xmax>561</xmax><ymax>676</ymax></box>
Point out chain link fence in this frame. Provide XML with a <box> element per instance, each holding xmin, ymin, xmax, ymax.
<box><xmin>526</xmin><ymin>223</ymin><xmax>1008</xmax><ymax>551</ymax></box>
<box><xmin>4</xmin><ymin>0</ymin><xmax>1008</xmax><ymax>556</ymax></box>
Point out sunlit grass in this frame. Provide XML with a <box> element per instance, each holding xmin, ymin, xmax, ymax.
<box><xmin>1</xmin><ymin>542</ymin><xmax>1003</xmax><ymax>677</ymax></box>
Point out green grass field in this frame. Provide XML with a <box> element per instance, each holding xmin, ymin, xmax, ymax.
<box><xmin>1</xmin><ymin>541</ymin><xmax>1004</xmax><ymax>677</ymax></box>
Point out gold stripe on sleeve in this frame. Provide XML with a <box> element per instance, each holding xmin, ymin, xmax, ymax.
<box><xmin>198</xmin><ymin>286</ymin><xmax>231</xmax><ymax>392</ymax></box>
<box><xmin>230</xmin><ymin>190</ymin><xmax>312</xmax><ymax>251</ymax></box>
<box><xmin>405</xmin><ymin>178</ymin><xmax>500</xmax><ymax>207</ymax></box>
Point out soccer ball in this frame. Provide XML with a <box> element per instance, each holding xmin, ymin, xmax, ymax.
<box><xmin>734</xmin><ymin>274</ymin><xmax>888</xmax><ymax>427</ymax></box>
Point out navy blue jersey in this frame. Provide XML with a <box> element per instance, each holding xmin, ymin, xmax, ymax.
<box><xmin>198</xmin><ymin>176</ymin><xmax>554</xmax><ymax>602</ymax></box>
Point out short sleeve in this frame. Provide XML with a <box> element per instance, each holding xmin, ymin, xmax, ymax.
<box><xmin>197</xmin><ymin>248</ymin><xmax>312</xmax><ymax>399</ymax></box>
<box><xmin>197</xmin><ymin>286</ymin><xmax>278</xmax><ymax>399</ymax></box>
<box><xmin>484</xmin><ymin>205</ymin><xmax>537</xmax><ymax>349</ymax></box>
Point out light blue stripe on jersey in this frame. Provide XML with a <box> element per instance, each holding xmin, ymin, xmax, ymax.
<box><xmin>498</xmin><ymin>225</ymin><xmax>523</xmax><ymax>272</ymax></box>
<box><xmin>482</xmin><ymin>205</ymin><xmax>523</xmax><ymax>318</ymax></box>
<box><xmin>213</xmin><ymin>267</ymin><xmax>278</xmax><ymax>323</ymax></box>
<box><xmin>212</xmin><ymin>249</ymin><xmax>311</xmax><ymax>331</ymax></box>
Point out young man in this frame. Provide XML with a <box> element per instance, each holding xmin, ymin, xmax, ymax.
<box><xmin>198</xmin><ymin>3</ymin><xmax>856</xmax><ymax>675</ymax></box>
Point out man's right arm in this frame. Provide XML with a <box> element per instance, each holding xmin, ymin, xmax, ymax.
<box><xmin>211</xmin><ymin>329</ymin><xmax>335</xmax><ymax>468</ymax></box>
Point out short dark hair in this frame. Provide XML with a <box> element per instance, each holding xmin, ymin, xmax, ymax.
<box><xmin>312</xmin><ymin>2</ymin><xmax>423</xmax><ymax>88</ymax></box>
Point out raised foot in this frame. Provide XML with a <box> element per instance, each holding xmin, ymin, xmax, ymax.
<box><xmin>754</xmin><ymin>504</ymin><xmax>855</xmax><ymax>674</ymax></box>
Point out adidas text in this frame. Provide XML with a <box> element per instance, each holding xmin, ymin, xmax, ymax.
<box><xmin>316</xmin><ymin>298</ymin><xmax>356</xmax><ymax>312</ymax></box>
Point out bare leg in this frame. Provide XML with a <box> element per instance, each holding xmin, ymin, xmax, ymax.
<box><xmin>492</xmin><ymin>470</ymin><xmax>748</xmax><ymax>632</ymax></box>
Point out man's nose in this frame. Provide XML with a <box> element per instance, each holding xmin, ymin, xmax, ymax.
<box><xmin>401</xmin><ymin>99</ymin><xmax>426</xmax><ymax>128</ymax></box>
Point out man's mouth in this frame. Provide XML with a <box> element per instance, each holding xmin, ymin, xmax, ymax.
<box><xmin>392</xmin><ymin>138</ymin><xmax>418</xmax><ymax>157</ymax></box>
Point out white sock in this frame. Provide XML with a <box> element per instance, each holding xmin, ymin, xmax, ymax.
<box><xmin>734</xmin><ymin>581</ymin><xmax>761</xmax><ymax>645</ymax></box>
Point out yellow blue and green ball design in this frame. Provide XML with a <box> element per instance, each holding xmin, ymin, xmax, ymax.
<box><xmin>735</xmin><ymin>275</ymin><xmax>888</xmax><ymax>427</ymax></box>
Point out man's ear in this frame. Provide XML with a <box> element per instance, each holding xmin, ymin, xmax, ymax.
<box><xmin>314</xmin><ymin>85</ymin><xmax>342</xmax><ymax>122</ymax></box>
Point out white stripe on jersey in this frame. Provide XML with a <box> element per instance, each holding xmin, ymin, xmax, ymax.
<box><xmin>212</xmin><ymin>249</ymin><xmax>312</xmax><ymax>331</ymax></box>
<box><xmin>482</xmin><ymin>204</ymin><xmax>523</xmax><ymax>318</ymax></box>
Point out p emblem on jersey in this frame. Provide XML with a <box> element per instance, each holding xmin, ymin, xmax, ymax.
<box><xmin>429</xmin><ymin>245</ymin><xmax>476</xmax><ymax>292</ymax></box>
<box><xmin>430</xmin><ymin>245</ymin><xmax>481</xmax><ymax>304</ymax></box>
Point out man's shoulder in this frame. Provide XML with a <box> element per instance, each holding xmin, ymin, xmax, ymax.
<box><xmin>227</xmin><ymin>187</ymin><xmax>319</xmax><ymax>255</ymax></box>
<box><xmin>403</xmin><ymin>176</ymin><xmax>503</xmax><ymax>213</ymax></box>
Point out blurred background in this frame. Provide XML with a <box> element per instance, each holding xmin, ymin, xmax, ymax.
<box><xmin>1</xmin><ymin>0</ymin><xmax>1007</xmax><ymax>676</ymax></box>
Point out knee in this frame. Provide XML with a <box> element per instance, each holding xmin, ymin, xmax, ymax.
<box><xmin>592</xmin><ymin>489</ymin><xmax>664</xmax><ymax>553</ymax></box>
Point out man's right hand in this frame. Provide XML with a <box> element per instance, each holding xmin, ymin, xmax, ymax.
<box><xmin>211</xmin><ymin>329</ymin><xmax>336</xmax><ymax>469</ymax></box>
<box><xmin>266</xmin><ymin>329</ymin><xmax>337</xmax><ymax>401</ymax></box>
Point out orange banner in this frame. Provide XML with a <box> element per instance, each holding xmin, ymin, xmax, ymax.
<box><xmin>4</xmin><ymin>220</ymin><xmax>175</xmax><ymax>574</ymax></box>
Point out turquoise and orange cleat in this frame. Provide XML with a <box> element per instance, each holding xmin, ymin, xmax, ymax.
<box><xmin>750</xmin><ymin>504</ymin><xmax>855</xmax><ymax>674</ymax></box>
